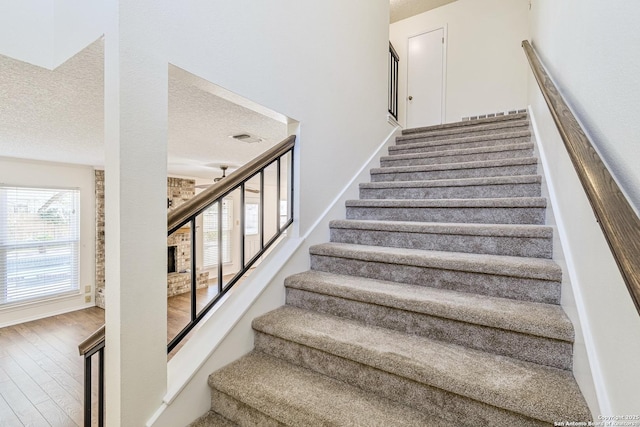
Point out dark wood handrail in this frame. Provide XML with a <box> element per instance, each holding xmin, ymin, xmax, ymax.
<box><xmin>522</xmin><ymin>40</ymin><xmax>640</xmax><ymax>314</ymax></box>
<box><xmin>168</xmin><ymin>135</ymin><xmax>296</xmax><ymax>234</ymax></box>
<box><xmin>78</xmin><ymin>325</ymin><xmax>105</xmax><ymax>356</ymax></box>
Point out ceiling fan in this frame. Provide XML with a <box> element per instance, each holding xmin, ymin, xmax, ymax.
<box><xmin>195</xmin><ymin>165</ymin><xmax>259</xmax><ymax>193</ymax></box>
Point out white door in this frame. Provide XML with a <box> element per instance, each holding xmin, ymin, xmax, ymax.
<box><xmin>407</xmin><ymin>28</ymin><xmax>445</xmax><ymax>128</ymax></box>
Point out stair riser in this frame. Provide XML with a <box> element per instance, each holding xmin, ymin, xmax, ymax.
<box><xmin>329</xmin><ymin>228</ymin><xmax>552</xmax><ymax>258</ymax></box>
<box><xmin>309</xmin><ymin>254</ymin><xmax>560</xmax><ymax>304</ymax></box>
<box><xmin>396</xmin><ymin>123</ymin><xmax>529</xmax><ymax>145</ymax></box>
<box><xmin>286</xmin><ymin>288</ymin><xmax>572</xmax><ymax>369</ymax></box>
<box><xmin>381</xmin><ymin>147</ymin><xmax>534</xmax><ymax>167</ymax></box>
<box><xmin>371</xmin><ymin>164</ymin><xmax>538</xmax><ymax>182</ymax></box>
<box><xmin>209</xmin><ymin>389</ymin><xmax>280</xmax><ymax>427</ymax></box>
<box><xmin>389</xmin><ymin>135</ymin><xmax>530</xmax><ymax>155</ymax></box>
<box><xmin>402</xmin><ymin>114</ymin><xmax>527</xmax><ymax>135</ymax></box>
<box><xmin>346</xmin><ymin>206</ymin><xmax>546</xmax><ymax>225</ymax></box>
<box><xmin>360</xmin><ymin>182</ymin><xmax>541</xmax><ymax>199</ymax></box>
<box><xmin>254</xmin><ymin>333</ymin><xmax>547</xmax><ymax>427</ymax></box>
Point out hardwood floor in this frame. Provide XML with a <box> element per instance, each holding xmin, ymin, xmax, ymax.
<box><xmin>0</xmin><ymin>283</ymin><xmax>225</xmax><ymax>426</ymax></box>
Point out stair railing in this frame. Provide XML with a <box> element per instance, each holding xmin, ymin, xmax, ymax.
<box><xmin>78</xmin><ymin>325</ymin><xmax>105</xmax><ymax>427</ymax></box>
<box><xmin>78</xmin><ymin>135</ymin><xmax>295</xmax><ymax>426</ymax></box>
<box><xmin>522</xmin><ymin>40</ymin><xmax>640</xmax><ymax>315</ymax></box>
<box><xmin>388</xmin><ymin>42</ymin><xmax>399</xmax><ymax>120</ymax></box>
<box><xmin>167</xmin><ymin>134</ymin><xmax>295</xmax><ymax>350</ymax></box>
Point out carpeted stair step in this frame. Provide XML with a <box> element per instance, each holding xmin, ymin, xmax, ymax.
<box><xmin>370</xmin><ymin>157</ymin><xmax>538</xmax><ymax>182</ymax></box>
<box><xmin>345</xmin><ymin>197</ymin><xmax>546</xmax><ymax>225</ymax></box>
<box><xmin>309</xmin><ymin>242</ymin><xmax>561</xmax><ymax>303</ymax></box>
<box><xmin>380</xmin><ymin>142</ymin><xmax>534</xmax><ymax>167</ymax></box>
<box><xmin>360</xmin><ymin>175</ymin><xmax>542</xmax><ymax>199</ymax></box>
<box><xmin>402</xmin><ymin>112</ymin><xmax>527</xmax><ymax>135</ymax></box>
<box><xmin>252</xmin><ymin>307</ymin><xmax>591</xmax><ymax>426</ymax></box>
<box><xmin>285</xmin><ymin>270</ymin><xmax>573</xmax><ymax>369</ymax></box>
<box><xmin>189</xmin><ymin>411</ymin><xmax>237</xmax><ymax>427</ymax></box>
<box><xmin>207</xmin><ymin>351</ymin><xmax>448</xmax><ymax>427</ymax></box>
<box><xmin>389</xmin><ymin>130</ymin><xmax>531</xmax><ymax>156</ymax></box>
<box><xmin>396</xmin><ymin>119</ymin><xmax>529</xmax><ymax>144</ymax></box>
<box><xmin>329</xmin><ymin>219</ymin><xmax>553</xmax><ymax>258</ymax></box>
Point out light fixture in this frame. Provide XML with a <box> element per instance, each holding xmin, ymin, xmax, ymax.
<box><xmin>229</xmin><ymin>132</ymin><xmax>263</xmax><ymax>143</ymax></box>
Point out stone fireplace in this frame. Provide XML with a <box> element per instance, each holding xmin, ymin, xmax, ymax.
<box><xmin>95</xmin><ymin>173</ymin><xmax>209</xmax><ymax>308</ymax></box>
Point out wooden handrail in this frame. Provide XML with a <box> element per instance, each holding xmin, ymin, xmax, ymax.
<box><xmin>78</xmin><ymin>325</ymin><xmax>105</xmax><ymax>356</ymax></box>
<box><xmin>168</xmin><ymin>135</ymin><xmax>296</xmax><ymax>234</ymax></box>
<box><xmin>522</xmin><ymin>40</ymin><xmax>640</xmax><ymax>314</ymax></box>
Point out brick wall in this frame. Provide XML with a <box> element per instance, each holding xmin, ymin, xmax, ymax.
<box><xmin>95</xmin><ymin>172</ymin><xmax>205</xmax><ymax>308</ymax></box>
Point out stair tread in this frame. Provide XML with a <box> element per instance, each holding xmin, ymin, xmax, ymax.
<box><xmin>398</xmin><ymin>120</ymin><xmax>529</xmax><ymax>142</ymax></box>
<box><xmin>310</xmin><ymin>242</ymin><xmax>561</xmax><ymax>281</ymax></box>
<box><xmin>360</xmin><ymin>175</ymin><xmax>541</xmax><ymax>189</ymax></box>
<box><xmin>389</xmin><ymin>130</ymin><xmax>530</xmax><ymax>153</ymax></box>
<box><xmin>253</xmin><ymin>306</ymin><xmax>590</xmax><ymax>423</ymax></box>
<box><xmin>330</xmin><ymin>219</ymin><xmax>552</xmax><ymax>238</ymax></box>
<box><xmin>209</xmin><ymin>351</ymin><xmax>449</xmax><ymax>427</ymax></box>
<box><xmin>402</xmin><ymin>112</ymin><xmax>528</xmax><ymax>135</ymax></box>
<box><xmin>189</xmin><ymin>411</ymin><xmax>237</xmax><ymax>427</ymax></box>
<box><xmin>346</xmin><ymin>197</ymin><xmax>547</xmax><ymax>208</ymax></box>
<box><xmin>286</xmin><ymin>270</ymin><xmax>573</xmax><ymax>341</ymax></box>
<box><xmin>381</xmin><ymin>142</ymin><xmax>534</xmax><ymax>163</ymax></box>
<box><xmin>371</xmin><ymin>156</ymin><xmax>538</xmax><ymax>175</ymax></box>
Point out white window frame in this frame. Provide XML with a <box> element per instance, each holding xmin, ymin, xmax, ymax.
<box><xmin>0</xmin><ymin>185</ymin><xmax>80</xmax><ymax>307</ymax></box>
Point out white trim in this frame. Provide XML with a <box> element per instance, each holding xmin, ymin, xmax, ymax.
<box><xmin>528</xmin><ymin>105</ymin><xmax>607</xmax><ymax>415</ymax></box>
<box><xmin>0</xmin><ymin>298</ymin><xmax>94</xmax><ymax>328</ymax></box>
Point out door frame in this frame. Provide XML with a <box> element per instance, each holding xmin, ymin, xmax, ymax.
<box><xmin>405</xmin><ymin>25</ymin><xmax>448</xmax><ymax>127</ymax></box>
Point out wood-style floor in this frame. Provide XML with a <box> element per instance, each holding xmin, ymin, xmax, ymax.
<box><xmin>0</xmin><ymin>285</ymin><xmax>222</xmax><ymax>426</ymax></box>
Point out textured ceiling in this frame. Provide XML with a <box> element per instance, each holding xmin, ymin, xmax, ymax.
<box><xmin>0</xmin><ymin>39</ymin><xmax>288</xmax><ymax>180</ymax></box>
<box><xmin>390</xmin><ymin>0</ymin><xmax>459</xmax><ymax>23</ymax></box>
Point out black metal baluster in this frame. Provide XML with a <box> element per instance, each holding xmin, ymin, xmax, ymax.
<box><xmin>240</xmin><ymin>183</ymin><xmax>245</xmax><ymax>269</ymax></box>
<box><xmin>98</xmin><ymin>348</ymin><xmax>104</xmax><ymax>427</ymax></box>
<box><xmin>84</xmin><ymin>355</ymin><xmax>92</xmax><ymax>427</ymax></box>
<box><xmin>259</xmin><ymin>170</ymin><xmax>265</xmax><ymax>251</ymax></box>
<box><xmin>217</xmin><ymin>200</ymin><xmax>223</xmax><ymax>293</ymax></box>
<box><xmin>190</xmin><ymin>218</ymin><xmax>197</xmax><ymax>321</ymax></box>
<box><xmin>289</xmin><ymin>150</ymin><xmax>294</xmax><ymax>223</ymax></box>
<box><xmin>276</xmin><ymin>158</ymin><xmax>281</xmax><ymax>232</ymax></box>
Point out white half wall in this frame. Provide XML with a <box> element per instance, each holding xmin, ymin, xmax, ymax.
<box><xmin>390</xmin><ymin>0</ymin><xmax>530</xmax><ymax>127</ymax></box>
<box><xmin>0</xmin><ymin>157</ymin><xmax>96</xmax><ymax>327</ymax></box>
<box><xmin>148</xmin><ymin>126</ymin><xmax>401</xmax><ymax>427</ymax></box>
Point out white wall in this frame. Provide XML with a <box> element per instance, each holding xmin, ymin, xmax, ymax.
<box><xmin>0</xmin><ymin>0</ymin><xmax>54</xmax><ymax>68</ymax></box>
<box><xmin>0</xmin><ymin>157</ymin><xmax>96</xmax><ymax>327</ymax></box>
<box><xmin>164</xmin><ymin>0</ymin><xmax>391</xmax><ymax>236</ymax></box>
<box><xmin>529</xmin><ymin>0</ymin><xmax>640</xmax><ymax>212</ymax></box>
<box><xmin>0</xmin><ymin>0</ymin><xmax>104</xmax><ymax>70</ymax></box>
<box><xmin>528</xmin><ymin>0</ymin><xmax>640</xmax><ymax>415</ymax></box>
<box><xmin>53</xmin><ymin>0</ymin><xmax>105</xmax><ymax>67</ymax></box>
<box><xmin>390</xmin><ymin>0</ymin><xmax>530</xmax><ymax>126</ymax></box>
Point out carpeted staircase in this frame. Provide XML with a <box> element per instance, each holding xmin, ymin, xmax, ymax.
<box><xmin>192</xmin><ymin>112</ymin><xmax>592</xmax><ymax>426</ymax></box>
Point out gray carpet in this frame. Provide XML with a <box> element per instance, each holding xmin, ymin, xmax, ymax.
<box><xmin>191</xmin><ymin>112</ymin><xmax>592</xmax><ymax>426</ymax></box>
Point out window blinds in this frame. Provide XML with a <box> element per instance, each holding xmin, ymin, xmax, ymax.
<box><xmin>0</xmin><ymin>186</ymin><xmax>80</xmax><ymax>306</ymax></box>
<box><xmin>202</xmin><ymin>200</ymin><xmax>232</xmax><ymax>267</ymax></box>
